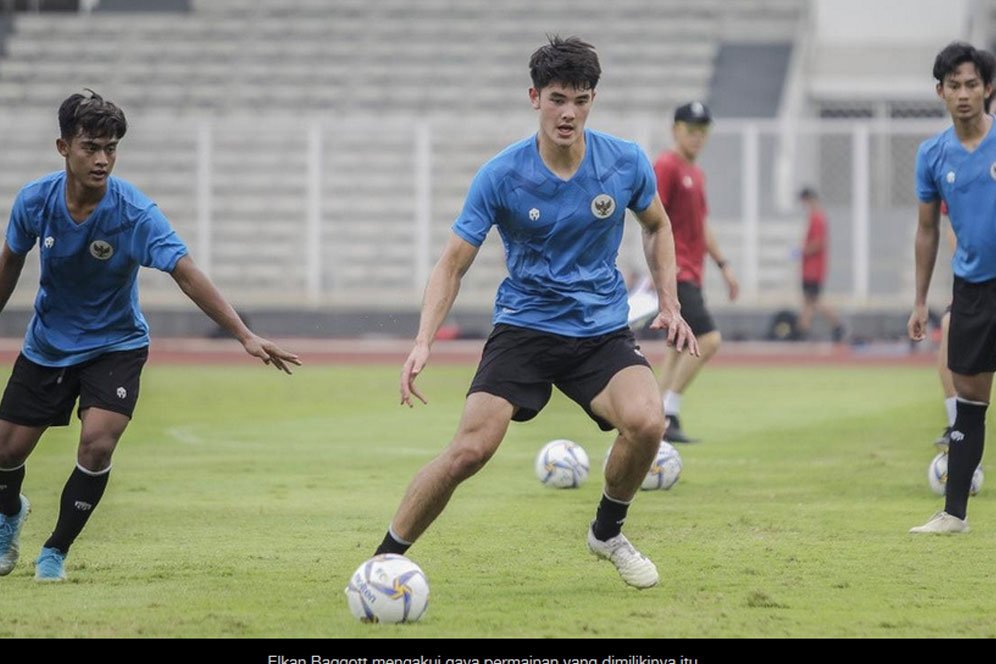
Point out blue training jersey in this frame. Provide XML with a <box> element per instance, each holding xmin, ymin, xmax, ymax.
<box><xmin>5</xmin><ymin>171</ymin><xmax>188</xmax><ymax>366</ymax></box>
<box><xmin>452</xmin><ymin>128</ymin><xmax>657</xmax><ymax>337</ymax></box>
<box><xmin>915</xmin><ymin>118</ymin><xmax>996</xmax><ymax>282</ymax></box>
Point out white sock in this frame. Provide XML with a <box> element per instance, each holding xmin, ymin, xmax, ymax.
<box><xmin>945</xmin><ymin>397</ymin><xmax>958</xmax><ymax>427</ymax></box>
<box><xmin>663</xmin><ymin>391</ymin><xmax>682</xmax><ymax>416</ymax></box>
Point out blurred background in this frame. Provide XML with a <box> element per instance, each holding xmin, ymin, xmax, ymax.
<box><xmin>0</xmin><ymin>0</ymin><xmax>986</xmax><ymax>342</ymax></box>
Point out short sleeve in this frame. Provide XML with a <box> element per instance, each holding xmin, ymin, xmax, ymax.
<box><xmin>452</xmin><ymin>166</ymin><xmax>499</xmax><ymax>247</ymax></box>
<box><xmin>5</xmin><ymin>190</ymin><xmax>37</xmax><ymax>256</ymax></box>
<box><xmin>131</xmin><ymin>205</ymin><xmax>188</xmax><ymax>271</ymax></box>
<box><xmin>628</xmin><ymin>146</ymin><xmax>657</xmax><ymax>212</ymax></box>
<box><xmin>915</xmin><ymin>141</ymin><xmax>939</xmax><ymax>203</ymax></box>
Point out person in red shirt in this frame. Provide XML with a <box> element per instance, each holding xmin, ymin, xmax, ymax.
<box><xmin>653</xmin><ymin>102</ymin><xmax>739</xmax><ymax>443</ymax></box>
<box><xmin>796</xmin><ymin>187</ymin><xmax>844</xmax><ymax>342</ymax></box>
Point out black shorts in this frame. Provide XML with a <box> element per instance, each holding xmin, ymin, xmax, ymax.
<box><xmin>802</xmin><ymin>280</ymin><xmax>823</xmax><ymax>300</ymax></box>
<box><xmin>468</xmin><ymin>324</ymin><xmax>652</xmax><ymax>431</ymax></box>
<box><xmin>0</xmin><ymin>347</ymin><xmax>149</xmax><ymax>427</ymax></box>
<box><xmin>677</xmin><ymin>281</ymin><xmax>717</xmax><ymax>336</ymax></box>
<box><xmin>948</xmin><ymin>276</ymin><xmax>996</xmax><ymax>375</ymax></box>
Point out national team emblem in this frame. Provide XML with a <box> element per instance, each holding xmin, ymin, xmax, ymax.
<box><xmin>990</xmin><ymin>163</ymin><xmax>996</xmax><ymax>181</ymax></box>
<box><xmin>43</xmin><ymin>236</ymin><xmax>55</xmax><ymax>249</ymax></box>
<box><xmin>682</xmin><ymin>175</ymin><xmax>694</xmax><ymax>189</ymax></box>
<box><xmin>947</xmin><ymin>171</ymin><xmax>956</xmax><ymax>184</ymax></box>
<box><xmin>529</xmin><ymin>208</ymin><xmax>540</xmax><ymax>221</ymax></box>
<box><xmin>90</xmin><ymin>240</ymin><xmax>114</xmax><ymax>260</ymax></box>
<box><xmin>591</xmin><ymin>194</ymin><xmax>616</xmax><ymax>219</ymax></box>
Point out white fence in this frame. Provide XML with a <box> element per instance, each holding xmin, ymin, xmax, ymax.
<box><xmin>0</xmin><ymin>113</ymin><xmax>954</xmax><ymax>312</ymax></box>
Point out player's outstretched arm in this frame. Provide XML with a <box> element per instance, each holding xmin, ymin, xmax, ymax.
<box><xmin>633</xmin><ymin>196</ymin><xmax>699</xmax><ymax>356</ymax></box>
<box><xmin>0</xmin><ymin>243</ymin><xmax>26</xmax><ymax>315</ymax></box>
<box><xmin>169</xmin><ymin>255</ymin><xmax>301</xmax><ymax>373</ymax></box>
<box><xmin>909</xmin><ymin>200</ymin><xmax>941</xmax><ymax>342</ymax></box>
<box><xmin>401</xmin><ymin>233</ymin><xmax>480</xmax><ymax>407</ymax></box>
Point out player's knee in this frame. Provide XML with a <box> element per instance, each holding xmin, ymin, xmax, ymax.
<box><xmin>0</xmin><ymin>438</ymin><xmax>30</xmax><ymax>468</ymax></box>
<box><xmin>445</xmin><ymin>443</ymin><xmax>495</xmax><ymax>482</ymax></box>
<box><xmin>78</xmin><ymin>434</ymin><xmax>119</xmax><ymax>470</ymax></box>
<box><xmin>619</xmin><ymin>412</ymin><xmax>666</xmax><ymax>447</ymax></box>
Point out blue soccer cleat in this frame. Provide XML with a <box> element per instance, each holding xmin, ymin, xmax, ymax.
<box><xmin>34</xmin><ymin>546</ymin><xmax>67</xmax><ymax>582</ymax></box>
<box><xmin>0</xmin><ymin>494</ymin><xmax>30</xmax><ymax>576</ymax></box>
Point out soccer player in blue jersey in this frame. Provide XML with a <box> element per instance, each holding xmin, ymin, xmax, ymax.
<box><xmin>370</xmin><ymin>36</ymin><xmax>698</xmax><ymax>589</ymax></box>
<box><xmin>0</xmin><ymin>90</ymin><xmax>300</xmax><ymax>580</ymax></box>
<box><xmin>909</xmin><ymin>42</ymin><xmax>996</xmax><ymax>534</ymax></box>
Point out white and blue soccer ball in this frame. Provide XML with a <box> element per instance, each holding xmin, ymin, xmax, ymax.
<box><xmin>345</xmin><ymin>554</ymin><xmax>430</xmax><ymax>623</ymax></box>
<box><xmin>642</xmin><ymin>441</ymin><xmax>683</xmax><ymax>491</ymax></box>
<box><xmin>927</xmin><ymin>452</ymin><xmax>984</xmax><ymax>497</ymax></box>
<box><xmin>535</xmin><ymin>439</ymin><xmax>590</xmax><ymax>488</ymax></box>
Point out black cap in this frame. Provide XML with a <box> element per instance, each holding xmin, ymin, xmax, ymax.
<box><xmin>674</xmin><ymin>101</ymin><xmax>712</xmax><ymax>124</ymax></box>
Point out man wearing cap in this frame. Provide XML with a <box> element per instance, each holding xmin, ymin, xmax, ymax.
<box><xmin>650</xmin><ymin>101</ymin><xmax>738</xmax><ymax>443</ymax></box>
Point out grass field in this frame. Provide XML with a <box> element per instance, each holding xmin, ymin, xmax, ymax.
<box><xmin>0</xmin><ymin>358</ymin><xmax>993</xmax><ymax>643</ymax></box>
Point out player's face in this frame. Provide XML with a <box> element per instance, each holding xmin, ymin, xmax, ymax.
<box><xmin>529</xmin><ymin>82</ymin><xmax>595</xmax><ymax>150</ymax></box>
<box><xmin>672</xmin><ymin>122</ymin><xmax>710</xmax><ymax>161</ymax></box>
<box><xmin>937</xmin><ymin>62</ymin><xmax>993</xmax><ymax>123</ymax></box>
<box><xmin>57</xmin><ymin>132</ymin><xmax>118</xmax><ymax>191</ymax></box>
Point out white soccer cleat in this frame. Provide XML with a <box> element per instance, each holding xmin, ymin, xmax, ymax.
<box><xmin>587</xmin><ymin>523</ymin><xmax>659</xmax><ymax>589</ymax></box>
<box><xmin>908</xmin><ymin>511</ymin><xmax>970</xmax><ymax>534</ymax></box>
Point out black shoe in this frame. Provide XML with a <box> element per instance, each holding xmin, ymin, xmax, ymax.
<box><xmin>664</xmin><ymin>415</ymin><xmax>700</xmax><ymax>444</ymax></box>
<box><xmin>934</xmin><ymin>426</ymin><xmax>952</xmax><ymax>452</ymax></box>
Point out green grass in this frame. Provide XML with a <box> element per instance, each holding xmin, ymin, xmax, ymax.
<box><xmin>1</xmin><ymin>361</ymin><xmax>993</xmax><ymax>639</ymax></box>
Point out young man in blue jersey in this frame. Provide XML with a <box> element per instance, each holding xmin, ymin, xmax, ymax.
<box><xmin>371</xmin><ymin>36</ymin><xmax>698</xmax><ymax>589</ymax></box>
<box><xmin>909</xmin><ymin>42</ymin><xmax>996</xmax><ymax>534</ymax></box>
<box><xmin>0</xmin><ymin>90</ymin><xmax>300</xmax><ymax>580</ymax></box>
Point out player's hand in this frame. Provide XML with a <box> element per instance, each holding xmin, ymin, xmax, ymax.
<box><xmin>242</xmin><ymin>335</ymin><xmax>302</xmax><ymax>374</ymax></box>
<box><xmin>650</xmin><ymin>307</ymin><xmax>699</xmax><ymax>357</ymax></box>
<box><xmin>722</xmin><ymin>266</ymin><xmax>740</xmax><ymax>302</ymax></box>
<box><xmin>400</xmin><ymin>342</ymin><xmax>430</xmax><ymax>407</ymax></box>
<box><xmin>908</xmin><ymin>304</ymin><xmax>930</xmax><ymax>342</ymax></box>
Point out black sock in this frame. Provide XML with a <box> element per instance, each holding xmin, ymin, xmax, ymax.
<box><xmin>374</xmin><ymin>528</ymin><xmax>412</xmax><ymax>556</ymax></box>
<box><xmin>945</xmin><ymin>399</ymin><xmax>987</xmax><ymax>520</ymax></box>
<box><xmin>44</xmin><ymin>465</ymin><xmax>110</xmax><ymax>554</ymax></box>
<box><xmin>0</xmin><ymin>464</ymin><xmax>26</xmax><ymax>517</ymax></box>
<box><xmin>592</xmin><ymin>492</ymin><xmax>631</xmax><ymax>541</ymax></box>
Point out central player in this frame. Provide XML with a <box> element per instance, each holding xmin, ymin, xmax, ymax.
<box><xmin>368</xmin><ymin>36</ymin><xmax>698</xmax><ymax>589</ymax></box>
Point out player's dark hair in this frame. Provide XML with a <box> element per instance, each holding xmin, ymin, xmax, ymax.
<box><xmin>58</xmin><ymin>89</ymin><xmax>127</xmax><ymax>141</ymax></box>
<box><xmin>798</xmin><ymin>187</ymin><xmax>818</xmax><ymax>201</ymax></box>
<box><xmin>529</xmin><ymin>35</ymin><xmax>601</xmax><ymax>92</ymax></box>
<box><xmin>933</xmin><ymin>41</ymin><xmax>995</xmax><ymax>85</ymax></box>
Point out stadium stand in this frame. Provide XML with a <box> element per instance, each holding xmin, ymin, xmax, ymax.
<box><xmin>0</xmin><ymin>0</ymin><xmax>972</xmax><ymax>341</ymax></box>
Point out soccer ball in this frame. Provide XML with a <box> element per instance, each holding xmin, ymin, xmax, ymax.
<box><xmin>345</xmin><ymin>554</ymin><xmax>430</xmax><ymax>623</ymax></box>
<box><xmin>535</xmin><ymin>439</ymin><xmax>590</xmax><ymax>488</ymax></box>
<box><xmin>642</xmin><ymin>441</ymin><xmax>683</xmax><ymax>491</ymax></box>
<box><xmin>927</xmin><ymin>452</ymin><xmax>984</xmax><ymax>497</ymax></box>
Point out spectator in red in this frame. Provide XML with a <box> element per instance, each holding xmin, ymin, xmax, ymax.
<box><xmin>796</xmin><ymin>187</ymin><xmax>844</xmax><ymax>342</ymax></box>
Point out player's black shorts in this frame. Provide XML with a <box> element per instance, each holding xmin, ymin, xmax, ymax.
<box><xmin>948</xmin><ymin>276</ymin><xmax>996</xmax><ymax>375</ymax></box>
<box><xmin>468</xmin><ymin>323</ymin><xmax>652</xmax><ymax>431</ymax></box>
<box><xmin>677</xmin><ymin>281</ymin><xmax>717</xmax><ymax>336</ymax></box>
<box><xmin>0</xmin><ymin>347</ymin><xmax>149</xmax><ymax>427</ymax></box>
<box><xmin>802</xmin><ymin>280</ymin><xmax>823</xmax><ymax>300</ymax></box>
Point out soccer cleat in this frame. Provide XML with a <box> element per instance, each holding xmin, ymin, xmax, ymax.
<box><xmin>908</xmin><ymin>511</ymin><xmax>969</xmax><ymax>534</ymax></box>
<box><xmin>663</xmin><ymin>415</ymin><xmax>699</xmax><ymax>444</ymax></box>
<box><xmin>34</xmin><ymin>546</ymin><xmax>67</xmax><ymax>582</ymax></box>
<box><xmin>0</xmin><ymin>494</ymin><xmax>30</xmax><ymax>576</ymax></box>
<box><xmin>934</xmin><ymin>427</ymin><xmax>952</xmax><ymax>452</ymax></box>
<box><xmin>587</xmin><ymin>522</ymin><xmax>659</xmax><ymax>589</ymax></box>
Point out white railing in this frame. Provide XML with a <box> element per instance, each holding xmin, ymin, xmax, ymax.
<box><xmin>0</xmin><ymin>113</ymin><xmax>953</xmax><ymax>312</ymax></box>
